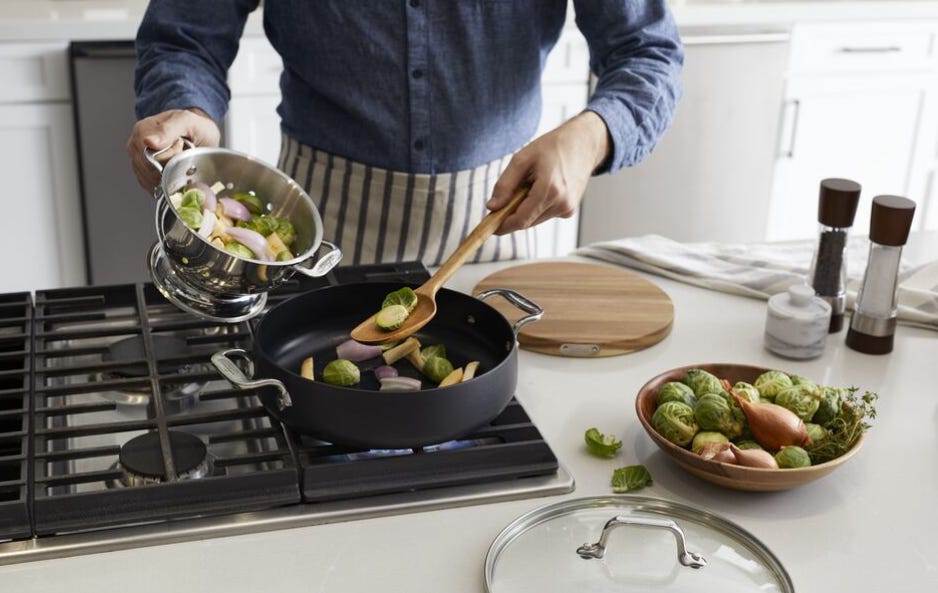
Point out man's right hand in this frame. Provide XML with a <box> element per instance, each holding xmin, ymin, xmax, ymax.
<box><xmin>126</xmin><ymin>108</ymin><xmax>221</xmax><ymax>193</ymax></box>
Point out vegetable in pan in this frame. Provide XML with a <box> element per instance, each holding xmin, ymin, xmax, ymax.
<box><xmin>322</xmin><ymin>359</ymin><xmax>361</xmax><ymax>386</ymax></box>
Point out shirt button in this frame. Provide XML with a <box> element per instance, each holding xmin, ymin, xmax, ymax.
<box><xmin>409</xmin><ymin>0</ymin><xmax>420</xmax><ymax>7</ymax></box>
<box><xmin>414</xmin><ymin>140</ymin><xmax>425</xmax><ymax>150</ymax></box>
<box><xmin>411</xmin><ymin>68</ymin><xmax>424</xmax><ymax>79</ymax></box>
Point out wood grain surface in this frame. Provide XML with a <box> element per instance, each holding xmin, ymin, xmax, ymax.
<box><xmin>472</xmin><ymin>261</ymin><xmax>674</xmax><ymax>357</ymax></box>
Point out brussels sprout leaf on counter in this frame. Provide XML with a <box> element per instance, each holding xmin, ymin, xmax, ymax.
<box><xmin>611</xmin><ymin>465</ymin><xmax>652</xmax><ymax>493</ymax></box>
<box><xmin>584</xmin><ymin>428</ymin><xmax>623</xmax><ymax>458</ymax></box>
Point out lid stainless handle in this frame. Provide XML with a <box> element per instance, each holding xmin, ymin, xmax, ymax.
<box><xmin>576</xmin><ymin>515</ymin><xmax>707</xmax><ymax>569</ymax></box>
<box><xmin>211</xmin><ymin>349</ymin><xmax>292</xmax><ymax>410</ymax></box>
<box><xmin>476</xmin><ymin>288</ymin><xmax>544</xmax><ymax>335</ymax></box>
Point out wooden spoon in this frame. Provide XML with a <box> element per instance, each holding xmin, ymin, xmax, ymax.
<box><xmin>350</xmin><ymin>184</ymin><xmax>530</xmax><ymax>344</ymax></box>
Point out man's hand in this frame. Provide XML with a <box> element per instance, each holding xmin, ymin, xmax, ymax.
<box><xmin>126</xmin><ymin>108</ymin><xmax>222</xmax><ymax>192</ymax></box>
<box><xmin>488</xmin><ymin>110</ymin><xmax>610</xmax><ymax>235</ymax></box>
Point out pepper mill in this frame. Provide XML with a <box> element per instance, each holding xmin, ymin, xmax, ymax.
<box><xmin>845</xmin><ymin>195</ymin><xmax>916</xmax><ymax>355</ymax></box>
<box><xmin>808</xmin><ymin>178</ymin><xmax>861</xmax><ymax>333</ymax></box>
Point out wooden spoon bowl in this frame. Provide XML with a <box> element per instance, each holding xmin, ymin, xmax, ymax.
<box><xmin>351</xmin><ymin>185</ymin><xmax>529</xmax><ymax>344</ymax></box>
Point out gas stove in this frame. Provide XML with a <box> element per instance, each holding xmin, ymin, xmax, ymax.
<box><xmin>0</xmin><ymin>262</ymin><xmax>572</xmax><ymax>564</ymax></box>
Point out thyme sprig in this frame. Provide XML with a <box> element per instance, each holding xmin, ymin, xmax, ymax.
<box><xmin>805</xmin><ymin>387</ymin><xmax>878</xmax><ymax>465</ymax></box>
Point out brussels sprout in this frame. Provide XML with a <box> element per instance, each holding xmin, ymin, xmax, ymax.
<box><xmin>683</xmin><ymin>369</ymin><xmax>723</xmax><ymax>397</ymax></box>
<box><xmin>224</xmin><ymin>241</ymin><xmax>255</xmax><ymax>259</ymax></box>
<box><xmin>177</xmin><ymin>206</ymin><xmax>203</xmax><ymax>229</ymax></box>
<box><xmin>691</xmin><ymin>431</ymin><xmax>729</xmax><ymax>454</ymax></box>
<box><xmin>421</xmin><ymin>344</ymin><xmax>446</xmax><ymax>361</ymax></box>
<box><xmin>271</xmin><ymin>219</ymin><xmax>294</xmax><ymax>246</ymax></box>
<box><xmin>232</xmin><ymin>191</ymin><xmax>265</xmax><ymax>215</ymax></box>
<box><xmin>651</xmin><ymin>401</ymin><xmax>698</xmax><ymax>447</ymax></box>
<box><xmin>423</xmin><ymin>356</ymin><xmax>454</xmax><ymax>384</ymax></box>
<box><xmin>656</xmin><ymin>382</ymin><xmax>697</xmax><ymax>407</ymax></box>
<box><xmin>180</xmin><ymin>188</ymin><xmax>206</xmax><ymax>209</ymax></box>
<box><xmin>383</xmin><ymin>287</ymin><xmax>419</xmax><ymax>313</ymax></box>
<box><xmin>694</xmin><ymin>393</ymin><xmax>745</xmax><ymax>439</ymax></box>
<box><xmin>237</xmin><ymin>214</ymin><xmax>278</xmax><ymax>237</ymax></box>
<box><xmin>584</xmin><ymin>428</ymin><xmax>622</xmax><ymax>457</ymax></box>
<box><xmin>774</xmin><ymin>445</ymin><xmax>811</xmax><ymax>468</ymax></box>
<box><xmin>376</xmin><ymin>304</ymin><xmax>409</xmax><ymax>330</ymax></box>
<box><xmin>322</xmin><ymin>359</ymin><xmax>360</xmax><ymax>386</ymax></box>
<box><xmin>611</xmin><ymin>465</ymin><xmax>652</xmax><ymax>493</ymax></box>
<box><xmin>790</xmin><ymin>375</ymin><xmax>818</xmax><ymax>390</ymax></box>
<box><xmin>732</xmin><ymin>381</ymin><xmax>760</xmax><ymax>403</ymax></box>
<box><xmin>753</xmin><ymin>370</ymin><xmax>793</xmax><ymax>402</ymax></box>
<box><xmin>733</xmin><ymin>439</ymin><xmax>764</xmax><ymax>451</ymax></box>
<box><xmin>775</xmin><ymin>384</ymin><xmax>822</xmax><ymax>421</ymax></box>
<box><xmin>804</xmin><ymin>422</ymin><xmax>829</xmax><ymax>444</ymax></box>
<box><xmin>812</xmin><ymin>386</ymin><xmax>844</xmax><ymax>426</ymax></box>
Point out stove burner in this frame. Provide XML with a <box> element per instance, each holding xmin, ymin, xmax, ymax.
<box><xmin>114</xmin><ymin>430</ymin><xmax>213</xmax><ymax>488</ymax></box>
<box><xmin>104</xmin><ymin>335</ymin><xmax>189</xmax><ymax>377</ymax></box>
<box><xmin>98</xmin><ymin>335</ymin><xmax>203</xmax><ymax>409</ymax></box>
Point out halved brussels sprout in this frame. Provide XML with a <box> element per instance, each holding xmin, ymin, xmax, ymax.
<box><xmin>322</xmin><ymin>359</ymin><xmax>361</xmax><ymax>386</ymax></box>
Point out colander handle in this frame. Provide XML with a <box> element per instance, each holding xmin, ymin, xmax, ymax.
<box><xmin>144</xmin><ymin>136</ymin><xmax>196</xmax><ymax>173</ymax></box>
<box><xmin>291</xmin><ymin>241</ymin><xmax>343</xmax><ymax>278</ymax></box>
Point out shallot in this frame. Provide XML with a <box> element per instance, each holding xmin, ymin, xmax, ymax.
<box><xmin>373</xmin><ymin>365</ymin><xmax>399</xmax><ymax>380</ymax></box>
<box><xmin>379</xmin><ymin>376</ymin><xmax>422</xmax><ymax>392</ymax></box>
<box><xmin>729</xmin><ymin>443</ymin><xmax>779</xmax><ymax>469</ymax></box>
<box><xmin>336</xmin><ymin>339</ymin><xmax>383</xmax><ymax>362</ymax></box>
<box><xmin>698</xmin><ymin>441</ymin><xmax>735</xmax><ymax>464</ymax></box>
<box><xmin>731</xmin><ymin>391</ymin><xmax>811</xmax><ymax>452</ymax></box>
<box><xmin>219</xmin><ymin>197</ymin><xmax>253</xmax><ymax>222</ymax></box>
<box><xmin>225</xmin><ymin>227</ymin><xmax>271</xmax><ymax>260</ymax></box>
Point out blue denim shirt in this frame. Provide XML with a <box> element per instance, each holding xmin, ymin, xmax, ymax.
<box><xmin>135</xmin><ymin>0</ymin><xmax>683</xmax><ymax>174</ymax></box>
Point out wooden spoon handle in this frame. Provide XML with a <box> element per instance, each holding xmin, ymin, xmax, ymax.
<box><xmin>423</xmin><ymin>184</ymin><xmax>530</xmax><ymax>295</ymax></box>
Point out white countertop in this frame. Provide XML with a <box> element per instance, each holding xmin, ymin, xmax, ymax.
<box><xmin>3</xmin><ymin>0</ymin><xmax>938</xmax><ymax>41</ymax></box>
<box><xmin>1</xmin><ymin>233</ymin><xmax>936</xmax><ymax>592</ymax></box>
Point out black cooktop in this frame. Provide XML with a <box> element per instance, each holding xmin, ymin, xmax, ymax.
<box><xmin>0</xmin><ymin>262</ymin><xmax>559</xmax><ymax>541</ymax></box>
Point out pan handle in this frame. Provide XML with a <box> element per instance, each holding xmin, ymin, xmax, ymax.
<box><xmin>211</xmin><ymin>349</ymin><xmax>293</xmax><ymax>410</ymax></box>
<box><xmin>476</xmin><ymin>288</ymin><xmax>544</xmax><ymax>336</ymax></box>
<box><xmin>144</xmin><ymin>136</ymin><xmax>196</xmax><ymax>174</ymax></box>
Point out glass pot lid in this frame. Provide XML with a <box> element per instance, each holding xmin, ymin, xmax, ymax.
<box><xmin>484</xmin><ymin>495</ymin><xmax>793</xmax><ymax>593</ymax></box>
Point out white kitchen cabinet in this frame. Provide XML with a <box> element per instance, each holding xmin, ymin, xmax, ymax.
<box><xmin>578</xmin><ymin>30</ymin><xmax>791</xmax><ymax>245</ymax></box>
<box><xmin>0</xmin><ymin>42</ymin><xmax>85</xmax><ymax>293</ymax></box>
<box><xmin>767</xmin><ymin>22</ymin><xmax>938</xmax><ymax>241</ymax></box>
<box><xmin>225</xmin><ymin>27</ymin><xmax>590</xmax><ymax>259</ymax></box>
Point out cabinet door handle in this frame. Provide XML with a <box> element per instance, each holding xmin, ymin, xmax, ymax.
<box><xmin>782</xmin><ymin>99</ymin><xmax>801</xmax><ymax>159</ymax></box>
<box><xmin>837</xmin><ymin>46</ymin><xmax>902</xmax><ymax>54</ymax></box>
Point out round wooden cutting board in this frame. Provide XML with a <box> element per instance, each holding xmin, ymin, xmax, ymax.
<box><xmin>472</xmin><ymin>261</ymin><xmax>674</xmax><ymax>357</ymax></box>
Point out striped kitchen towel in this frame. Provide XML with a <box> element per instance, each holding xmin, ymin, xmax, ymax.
<box><xmin>575</xmin><ymin>234</ymin><xmax>938</xmax><ymax>331</ymax></box>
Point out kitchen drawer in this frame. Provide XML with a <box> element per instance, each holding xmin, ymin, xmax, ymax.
<box><xmin>788</xmin><ymin>22</ymin><xmax>938</xmax><ymax>75</ymax></box>
<box><xmin>228</xmin><ymin>36</ymin><xmax>283</xmax><ymax>96</ymax></box>
<box><xmin>0</xmin><ymin>42</ymin><xmax>70</xmax><ymax>103</ymax></box>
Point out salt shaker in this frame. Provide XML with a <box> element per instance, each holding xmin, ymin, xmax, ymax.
<box><xmin>808</xmin><ymin>178</ymin><xmax>861</xmax><ymax>333</ymax></box>
<box><xmin>846</xmin><ymin>195</ymin><xmax>916</xmax><ymax>354</ymax></box>
<box><xmin>764</xmin><ymin>284</ymin><xmax>832</xmax><ymax>359</ymax></box>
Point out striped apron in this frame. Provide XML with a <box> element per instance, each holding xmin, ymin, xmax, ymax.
<box><xmin>278</xmin><ymin>134</ymin><xmax>536</xmax><ymax>267</ymax></box>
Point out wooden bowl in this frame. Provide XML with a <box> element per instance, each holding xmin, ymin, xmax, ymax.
<box><xmin>635</xmin><ymin>363</ymin><xmax>864</xmax><ymax>492</ymax></box>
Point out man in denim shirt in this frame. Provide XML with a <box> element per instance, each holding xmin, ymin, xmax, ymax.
<box><xmin>127</xmin><ymin>1</ymin><xmax>683</xmax><ymax>265</ymax></box>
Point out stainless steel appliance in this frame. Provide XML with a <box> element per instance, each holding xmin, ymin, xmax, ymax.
<box><xmin>0</xmin><ymin>261</ymin><xmax>572</xmax><ymax>564</ymax></box>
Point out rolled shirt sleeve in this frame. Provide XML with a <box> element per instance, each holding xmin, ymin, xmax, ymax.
<box><xmin>574</xmin><ymin>0</ymin><xmax>684</xmax><ymax>174</ymax></box>
<box><xmin>133</xmin><ymin>0</ymin><xmax>260</xmax><ymax>124</ymax></box>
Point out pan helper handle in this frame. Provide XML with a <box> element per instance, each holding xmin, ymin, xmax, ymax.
<box><xmin>476</xmin><ymin>288</ymin><xmax>544</xmax><ymax>335</ymax></box>
<box><xmin>211</xmin><ymin>349</ymin><xmax>293</xmax><ymax>410</ymax></box>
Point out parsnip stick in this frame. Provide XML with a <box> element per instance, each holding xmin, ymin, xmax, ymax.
<box><xmin>300</xmin><ymin>357</ymin><xmax>315</xmax><ymax>381</ymax></box>
<box><xmin>382</xmin><ymin>337</ymin><xmax>421</xmax><ymax>365</ymax></box>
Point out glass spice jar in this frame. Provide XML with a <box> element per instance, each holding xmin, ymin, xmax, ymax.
<box><xmin>845</xmin><ymin>195</ymin><xmax>916</xmax><ymax>355</ymax></box>
<box><xmin>807</xmin><ymin>178</ymin><xmax>861</xmax><ymax>333</ymax></box>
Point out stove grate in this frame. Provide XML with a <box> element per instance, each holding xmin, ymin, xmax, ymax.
<box><xmin>0</xmin><ymin>292</ymin><xmax>32</xmax><ymax>541</ymax></box>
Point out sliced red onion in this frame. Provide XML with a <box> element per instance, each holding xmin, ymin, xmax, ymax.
<box><xmin>373</xmin><ymin>365</ymin><xmax>399</xmax><ymax>380</ymax></box>
<box><xmin>197</xmin><ymin>208</ymin><xmax>217</xmax><ymax>238</ymax></box>
<box><xmin>379</xmin><ymin>376</ymin><xmax>422</xmax><ymax>392</ymax></box>
<box><xmin>225</xmin><ymin>226</ymin><xmax>270</xmax><ymax>260</ymax></box>
<box><xmin>187</xmin><ymin>180</ymin><xmax>217</xmax><ymax>211</ymax></box>
<box><xmin>219</xmin><ymin>197</ymin><xmax>252</xmax><ymax>222</ymax></box>
<box><xmin>336</xmin><ymin>339</ymin><xmax>384</xmax><ymax>362</ymax></box>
